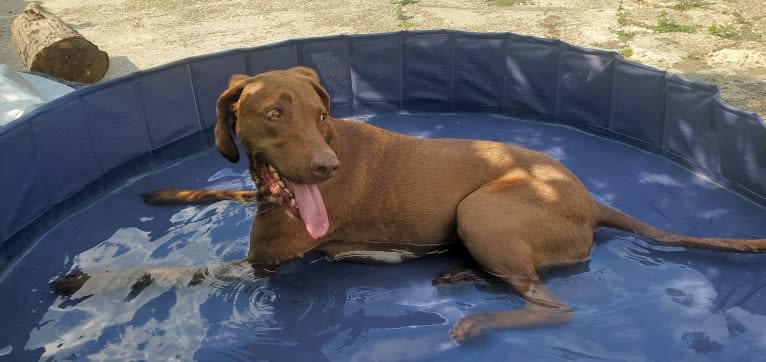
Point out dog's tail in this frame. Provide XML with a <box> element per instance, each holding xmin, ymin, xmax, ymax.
<box><xmin>142</xmin><ymin>188</ymin><xmax>258</xmax><ymax>205</ymax></box>
<box><xmin>596</xmin><ymin>203</ymin><xmax>766</xmax><ymax>252</ymax></box>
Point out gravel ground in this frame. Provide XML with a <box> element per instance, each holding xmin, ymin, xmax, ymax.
<box><xmin>1</xmin><ymin>0</ymin><xmax>764</xmax><ymax>119</ymax></box>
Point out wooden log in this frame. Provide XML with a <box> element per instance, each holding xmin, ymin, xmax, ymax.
<box><xmin>11</xmin><ymin>3</ymin><xmax>109</xmax><ymax>84</ymax></box>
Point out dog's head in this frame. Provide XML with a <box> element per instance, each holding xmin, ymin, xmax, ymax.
<box><xmin>215</xmin><ymin>66</ymin><xmax>339</xmax><ymax>182</ymax></box>
<box><xmin>214</xmin><ymin>67</ymin><xmax>338</xmax><ymax>238</ymax></box>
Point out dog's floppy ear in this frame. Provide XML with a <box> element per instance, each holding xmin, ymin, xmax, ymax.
<box><xmin>215</xmin><ymin>75</ymin><xmax>251</xmax><ymax>163</ymax></box>
<box><xmin>311</xmin><ymin>80</ymin><xmax>331</xmax><ymax>113</ymax></box>
<box><xmin>288</xmin><ymin>67</ymin><xmax>331</xmax><ymax>113</ymax></box>
<box><xmin>288</xmin><ymin>66</ymin><xmax>320</xmax><ymax>82</ymax></box>
<box><xmin>228</xmin><ymin>74</ymin><xmax>250</xmax><ymax>88</ymax></box>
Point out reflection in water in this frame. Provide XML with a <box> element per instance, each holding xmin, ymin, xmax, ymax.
<box><xmin>25</xmin><ymin>199</ymin><xmax>453</xmax><ymax>361</ymax></box>
<box><xmin>26</xmin><ymin>204</ymin><xmax>230</xmax><ymax>360</ymax></box>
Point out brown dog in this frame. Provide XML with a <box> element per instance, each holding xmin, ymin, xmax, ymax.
<box><xmin>55</xmin><ymin>66</ymin><xmax>766</xmax><ymax>342</ymax></box>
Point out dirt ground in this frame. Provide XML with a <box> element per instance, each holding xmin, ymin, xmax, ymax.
<box><xmin>1</xmin><ymin>0</ymin><xmax>764</xmax><ymax>119</ymax></box>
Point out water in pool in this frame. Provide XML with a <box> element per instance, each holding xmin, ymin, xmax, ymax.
<box><xmin>1</xmin><ymin>113</ymin><xmax>765</xmax><ymax>361</ymax></box>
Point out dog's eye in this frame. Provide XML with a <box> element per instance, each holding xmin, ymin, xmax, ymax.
<box><xmin>320</xmin><ymin>113</ymin><xmax>327</xmax><ymax>122</ymax></box>
<box><xmin>266</xmin><ymin>108</ymin><xmax>282</xmax><ymax>120</ymax></box>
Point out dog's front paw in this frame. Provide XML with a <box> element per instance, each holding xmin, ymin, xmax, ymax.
<box><xmin>50</xmin><ymin>271</ymin><xmax>91</xmax><ymax>296</ymax></box>
<box><xmin>433</xmin><ymin>268</ymin><xmax>480</xmax><ymax>285</ymax></box>
<box><xmin>433</xmin><ymin>271</ymin><xmax>460</xmax><ymax>285</ymax></box>
<box><xmin>449</xmin><ymin>313</ymin><xmax>492</xmax><ymax>343</ymax></box>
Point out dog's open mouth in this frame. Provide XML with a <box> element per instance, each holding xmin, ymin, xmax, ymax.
<box><xmin>252</xmin><ymin>157</ymin><xmax>329</xmax><ymax>239</ymax></box>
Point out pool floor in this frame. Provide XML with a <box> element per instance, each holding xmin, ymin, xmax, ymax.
<box><xmin>1</xmin><ymin>113</ymin><xmax>765</xmax><ymax>361</ymax></box>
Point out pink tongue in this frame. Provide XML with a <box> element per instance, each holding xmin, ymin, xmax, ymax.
<box><xmin>284</xmin><ymin>180</ymin><xmax>329</xmax><ymax>239</ymax></box>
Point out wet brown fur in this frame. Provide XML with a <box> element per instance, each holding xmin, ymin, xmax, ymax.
<box><xmin>57</xmin><ymin>67</ymin><xmax>766</xmax><ymax>342</ymax></box>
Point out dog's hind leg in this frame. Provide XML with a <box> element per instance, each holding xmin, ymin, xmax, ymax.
<box><xmin>449</xmin><ymin>183</ymin><xmax>595</xmax><ymax>342</ymax></box>
<box><xmin>447</xmin><ymin>264</ymin><xmax>572</xmax><ymax>342</ymax></box>
<box><xmin>446</xmin><ymin>234</ymin><xmax>573</xmax><ymax>342</ymax></box>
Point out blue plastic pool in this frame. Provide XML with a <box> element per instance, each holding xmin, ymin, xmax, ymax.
<box><xmin>1</xmin><ymin>31</ymin><xmax>765</xmax><ymax>361</ymax></box>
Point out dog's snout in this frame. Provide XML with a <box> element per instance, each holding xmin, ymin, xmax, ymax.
<box><xmin>310</xmin><ymin>154</ymin><xmax>340</xmax><ymax>179</ymax></box>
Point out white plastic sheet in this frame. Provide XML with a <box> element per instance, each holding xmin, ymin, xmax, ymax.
<box><xmin>0</xmin><ymin>64</ymin><xmax>73</xmax><ymax>126</ymax></box>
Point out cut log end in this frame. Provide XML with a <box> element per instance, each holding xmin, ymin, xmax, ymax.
<box><xmin>11</xmin><ymin>3</ymin><xmax>110</xmax><ymax>83</ymax></box>
<box><xmin>31</xmin><ymin>38</ymin><xmax>110</xmax><ymax>84</ymax></box>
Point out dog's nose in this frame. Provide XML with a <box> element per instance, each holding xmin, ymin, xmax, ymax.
<box><xmin>310</xmin><ymin>154</ymin><xmax>340</xmax><ymax>179</ymax></box>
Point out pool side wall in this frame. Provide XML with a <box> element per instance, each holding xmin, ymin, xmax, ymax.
<box><xmin>1</xmin><ymin>30</ymin><xmax>764</xmax><ymax>272</ymax></box>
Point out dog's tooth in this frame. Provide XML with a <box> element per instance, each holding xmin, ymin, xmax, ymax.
<box><xmin>268</xmin><ymin>165</ymin><xmax>276</xmax><ymax>173</ymax></box>
<box><xmin>290</xmin><ymin>199</ymin><xmax>297</xmax><ymax>207</ymax></box>
<box><xmin>278</xmin><ymin>181</ymin><xmax>285</xmax><ymax>188</ymax></box>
